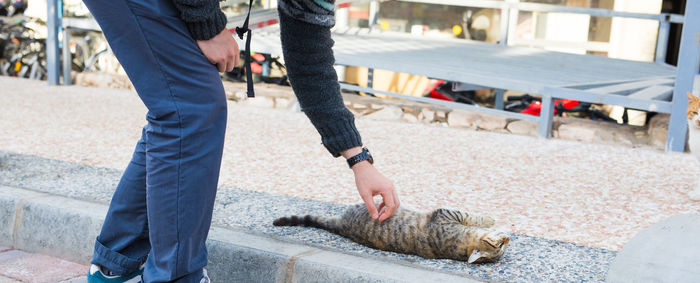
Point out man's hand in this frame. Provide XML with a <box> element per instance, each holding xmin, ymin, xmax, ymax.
<box><xmin>342</xmin><ymin>147</ymin><xmax>400</xmax><ymax>222</ymax></box>
<box><xmin>197</xmin><ymin>29</ymin><xmax>240</xmax><ymax>72</ymax></box>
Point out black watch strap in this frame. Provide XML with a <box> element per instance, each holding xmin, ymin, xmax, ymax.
<box><xmin>347</xmin><ymin>147</ymin><xmax>373</xmax><ymax>169</ymax></box>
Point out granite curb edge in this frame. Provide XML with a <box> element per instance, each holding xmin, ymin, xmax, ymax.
<box><xmin>0</xmin><ymin>185</ymin><xmax>481</xmax><ymax>283</ymax></box>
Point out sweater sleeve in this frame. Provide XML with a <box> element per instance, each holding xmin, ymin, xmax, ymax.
<box><xmin>172</xmin><ymin>0</ymin><xmax>228</xmax><ymax>40</ymax></box>
<box><xmin>278</xmin><ymin>8</ymin><xmax>363</xmax><ymax>157</ymax></box>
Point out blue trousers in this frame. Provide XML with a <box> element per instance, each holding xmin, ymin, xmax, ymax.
<box><xmin>81</xmin><ymin>0</ymin><xmax>227</xmax><ymax>282</ymax></box>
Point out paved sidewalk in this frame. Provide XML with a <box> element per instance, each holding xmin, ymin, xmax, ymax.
<box><xmin>0</xmin><ymin>247</ymin><xmax>86</xmax><ymax>283</ymax></box>
<box><xmin>1</xmin><ymin>77</ymin><xmax>700</xmax><ymax>282</ymax></box>
<box><xmin>1</xmin><ymin>77</ymin><xmax>698</xmax><ymax>251</ymax></box>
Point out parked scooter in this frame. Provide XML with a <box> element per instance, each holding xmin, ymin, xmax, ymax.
<box><xmin>424</xmin><ymin>80</ymin><xmax>477</xmax><ymax>105</ymax></box>
<box><xmin>506</xmin><ymin>94</ymin><xmax>617</xmax><ymax>122</ymax></box>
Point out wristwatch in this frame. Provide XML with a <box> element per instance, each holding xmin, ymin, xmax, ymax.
<box><xmin>347</xmin><ymin>147</ymin><xmax>374</xmax><ymax>169</ymax></box>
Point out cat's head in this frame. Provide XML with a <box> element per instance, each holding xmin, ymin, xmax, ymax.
<box><xmin>687</xmin><ymin>92</ymin><xmax>700</xmax><ymax>128</ymax></box>
<box><xmin>463</xmin><ymin>230</ymin><xmax>510</xmax><ymax>263</ymax></box>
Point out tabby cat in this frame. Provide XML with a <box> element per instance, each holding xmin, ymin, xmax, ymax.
<box><xmin>686</xmin><ymin>92</ymin><xmax>700</xmax><ymax>201</ymax></box>
<box><xmin>273</xmin><ymin>204</ymin><xmax>510</xmax><ymax>263</ymax></box>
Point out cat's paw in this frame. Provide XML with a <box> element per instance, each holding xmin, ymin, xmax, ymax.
<box><xmin>481</xmin><ymin>215</ymin><xmax>496</xmax><ymax>228</ymax></box>
<box><xmin>689</xmin><ymin>188</ymin><xmax>700</xmax><ymax>201</ymax></box>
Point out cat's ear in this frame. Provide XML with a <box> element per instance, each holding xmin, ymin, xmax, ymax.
<box><xmin>468</xmin><ymin>249</ymin><xmax>482</xmax><ymax>264</ymax></box>
<box><xmin>688</xmin><ymin>92</ymin><xmax>698</xmax><ymax>103</ymax></box>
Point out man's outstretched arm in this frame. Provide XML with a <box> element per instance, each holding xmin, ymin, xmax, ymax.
<box><xmin>278</xmin><ymin>2</ymin><xmax>400</xmax><ymax>221</ymax></box>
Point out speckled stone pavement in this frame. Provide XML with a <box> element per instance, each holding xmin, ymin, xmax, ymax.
<box><xmin>0</xmin><ymin>152</ymin><xmax>613</xmax><ymax>282</ymax></box>
<box><xmin>1</xmin><ymin>77</ymin><xmax>699</xmax><ymax>281</ymax></box>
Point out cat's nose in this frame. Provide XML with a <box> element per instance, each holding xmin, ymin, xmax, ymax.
<box><xmin>695</xmin><ymin>119</ymin><xmax>700</xmax><ymax>127</ymax></box>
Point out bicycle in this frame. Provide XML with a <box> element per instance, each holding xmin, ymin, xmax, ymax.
<box><xmin>0</xmin><ymin>16</ymin><xmax>47</xmax><ymax>79</ymax></box>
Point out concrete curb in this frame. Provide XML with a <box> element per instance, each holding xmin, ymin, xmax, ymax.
<box><xmin>606</xmin><ymin>213</ymin><xmax>700</xmax><ymax>283</ymax></box>
<box><xmin>0</xmin><ymin>186</ymin><xmax>480</xmax><ymax>282</ymax></box>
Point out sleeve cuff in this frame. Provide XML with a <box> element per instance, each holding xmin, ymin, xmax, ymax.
<box><xmin>185</xmin><ymin>9</ymin><xmax>228</xmax><ymax>41</ymax></box>
<box><xmin>305</xmin><ymin>107</ymin><xmax>363</xmax><ymax>157</ymax></box>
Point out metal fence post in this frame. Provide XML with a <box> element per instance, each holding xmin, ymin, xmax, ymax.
<box><xmin>494</xmin><ymin>89</ymin><xmax>505</xmax><ymax>110</ymax></box>
<box><xmin>496</xmin><ymin>0</ymin><xmax>516</xmax><ymax>108</ymax></box>
<box><xmin>538</xmin><ymin>95</ymin><xmax>554</xmax><ymax>138</ymax></box>
<box><xmin>46</xmin><ymin>0</ymin><xmax>61</xmax><ymax>85</ymax></box>
<box><xmin>666</xmin><ymin>0</ymin><xmax>700</xmax><ymax>152</ymax></box>
<box><xmin>369</xmin><ymin>0</ymin><xmax>379</xmax><ymax>29</ymax></box>
<box><xmin>655</xmin><ymin>15</ymin><xmax>671</xmax><ymax>64</ymax></box>
<box><xmin>499</xmin><ymin>3</ymin><xmax>510</xmax><ymax>46</ymax></box>
<box><xmin>62</xmin><ymin>27</ymin><xmax>72</xmax><ymax>85</ymax></box>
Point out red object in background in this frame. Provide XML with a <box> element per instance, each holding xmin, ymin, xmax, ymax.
<box><xmin>349</xmin><ymin>10</ymin><xmax>370</xmax><ymax>19</ymax></box>
<box><xmin>520</xmin><ymin>99</ymin><xmax>580</xmax><ymax>116</ymax></box>
<box><xmin>424</xmin><ymin>81</ymin><xmax>582</xmax><ymax>117</ymax></box>
<box><xmin>558</xmin><ymin>99</ymin><xmax>579</xmax><ymax>111</ymax></box>
<box><xmin>251</xmin><ymin>53</ymin><xmax>265</xmax><ymax>74</ymax></box>
<box><xmin>429</xmin><ymin>90</ymin><xmax>453</xmax><ymax>101</ymax></box>
<box><xmin>256</xmin><ymin>19</ymin><xmax>278</xmax><ymax>28</ymax></box>
<box><xmin>521</xmin><ymin>101</ymin><xmax>542</xmax><ymax>115</ymax></box>
<box><xmin>427</xmin><ymin>80</ymin><xmax>454</xmax><ymax>101</ymax></box>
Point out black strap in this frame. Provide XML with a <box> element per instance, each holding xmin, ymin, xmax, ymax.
<box><xmin>235</xmin><ymin>0</ymin><xmax>255</xmax><ymax>97</ymax></box>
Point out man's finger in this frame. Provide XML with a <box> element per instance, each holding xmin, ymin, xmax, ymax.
<box><xmin>378</xmin><ymin>202</ymin><xmax>385</xmax><ymax>212</ymax></box>
<box><xmin>378</xmin><ymin>191</ymin><xmax>397</xmax><ymax>222</ymax></box>
<box><xmin>216</xmin><ymin>61</ymin><xmax>225</xmax><ymax>72</ymax></box>
<box><xmin>225</xmin><ymin>59</ymin><xmax>234</xmax><ymax>72</ymax></box>
<box><xmin>393</xmin><ymin>189</ymin><xmax>400</xmax><ymax>208</ymax></box>
<box><xmin>234</xmin><ymin>53</ymin><xmax>240</xmax><ymax>67</ymax></box>
<box><xmin>360</xmin><ymin>193</ymin><xmax>379</xmax><ymax>220</ymax></box>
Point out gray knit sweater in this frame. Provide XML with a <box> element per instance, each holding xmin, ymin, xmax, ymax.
<box><xmin>173</xmin><ymin>0</ymin><xmax>363</xmax><ymax>157</ymax></box>
<box><xmin>172</xmin><ymin>0</ymin><xmax>228</xmax><ymax>41</ymax></box>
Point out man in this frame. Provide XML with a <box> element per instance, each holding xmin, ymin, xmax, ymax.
<box><xmin>81</xmin><ymin>0</ymin><xmax>400</xmax><ymax>282</ymax></box>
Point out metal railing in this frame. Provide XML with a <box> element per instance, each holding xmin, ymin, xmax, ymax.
<box><xmin>43</xmin><ymin>0</ymin><xmax>699</xmax><ymax>152</ymax></box>
<box><xmin>398</xmin><ymin>0</ymin><xmax>683</xmax><ymax>63</ymax></box>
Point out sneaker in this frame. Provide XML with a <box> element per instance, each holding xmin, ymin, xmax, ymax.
<box><xmin>200</xmin><ymin>268</ymin><xmax>210</xmax><ymax>283</ymax></box>
<box><xmin>87</xmin><ymin>264</ymin><xmax>143</xmax><ymax>283</ymax></box>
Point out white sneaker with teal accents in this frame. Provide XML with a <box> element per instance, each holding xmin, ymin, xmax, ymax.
<box><xmin>200</xmin><ymin>268</ymin><xmax>210</xmax><ymax>283</ymax></box>
<box><xmin>87</xmin><ymin>264</ymin><xmax>143</xmax><ymax>283</ymax></box>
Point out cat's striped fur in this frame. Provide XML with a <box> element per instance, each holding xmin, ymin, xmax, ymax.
<box><xmin>273</xmin><ymin>204</ymin><xmax>509</xmax><ymax>263</ymax></box>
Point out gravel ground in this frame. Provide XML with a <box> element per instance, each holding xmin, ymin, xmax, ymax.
<box><xmin>0</xmin><ymin>152</ymin><xmax>614</xmax><ymax>282</ymax></box>
<box><xmin>1</xmin><ymin>77</ymin><xmax>699</xmax><ymax>251</ymax></box>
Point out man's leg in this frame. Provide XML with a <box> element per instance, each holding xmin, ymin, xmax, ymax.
<box><xmin>82</xmin><ymin>0</ymin><xmax>227</xmax><ymax>281</ymax></box>
<box><xmin>91</xmin><ymin>127</ymin><xmax>150</xmax><ymax>275</ymax></box>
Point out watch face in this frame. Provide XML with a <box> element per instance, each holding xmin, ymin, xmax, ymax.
<box><xmin>363</xmin><ymin>147</ymin><xmax>373</xmax><ymax>164</ymax></box>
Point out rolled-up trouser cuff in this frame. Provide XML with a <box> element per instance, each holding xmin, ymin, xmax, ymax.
<box><xmin>91</xmin><ymin>238</ymin><xmax>147</xmax><ymax>275</ymax></box>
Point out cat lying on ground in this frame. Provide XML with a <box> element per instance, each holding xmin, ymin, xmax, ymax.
<box><xmin>273</xmin><ymin>204</ymin><xmax>509</xmax><ymax>263</ymax></box>
<box><xmin>685</xmin><ymin>92</ymin><xmax>700</xmax><ymax>201</ymax></box>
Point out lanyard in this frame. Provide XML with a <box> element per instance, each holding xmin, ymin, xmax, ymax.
<box><xmin>235</xmin><ymin>0</ymin><xmax>255</xmax><ymax>97</ymax></box>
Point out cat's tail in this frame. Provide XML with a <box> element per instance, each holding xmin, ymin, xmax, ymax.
<box><xmin>273</xmin><ymin>215</ymin><xmax>342</xmax><ymax>234</ymax></box>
